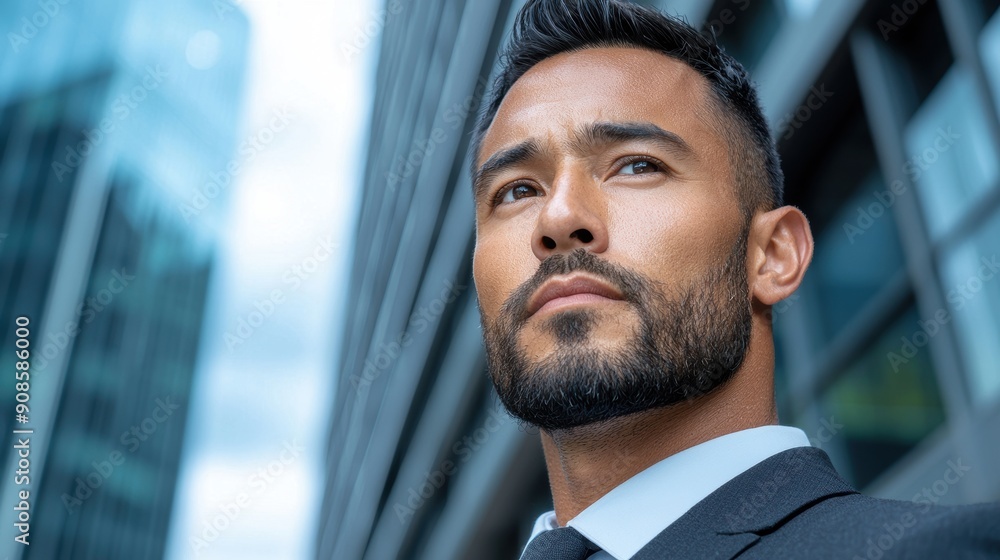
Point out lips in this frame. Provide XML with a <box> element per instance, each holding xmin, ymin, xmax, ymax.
<box><xmin>526</xmin><ymin>274</ymin><xmax>625</xmax><ymax>318</ymax></box>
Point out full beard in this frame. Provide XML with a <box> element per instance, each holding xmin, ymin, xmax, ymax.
<box><xmin>481</xmin><ymin>228</ymin><xmax>752</xmax><ymax>432</ymax></box>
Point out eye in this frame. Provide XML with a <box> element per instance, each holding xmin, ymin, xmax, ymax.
<box><xmin>493</xmin><ymin>183</ymin><xmax>540</xmax><ymax>206</ymax></box>
<box><xmin>618</xmin><ymin>158</ymin><xmax>663</xmax><ymax>175</ymax></box>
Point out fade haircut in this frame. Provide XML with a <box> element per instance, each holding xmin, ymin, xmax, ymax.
<box><xmin>469</xmin><ymin>0</ymin><xmax>784</xmax><ymax>218</ymax></box>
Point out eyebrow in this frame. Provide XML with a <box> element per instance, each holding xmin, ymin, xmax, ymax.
<box><xmin>472</xmin><ymin>140</ymin><xmax>539</xmax><ymax>204</ymax></box>
<box><xmin>471</xmin><ymin>121</ymin><xmax>694</xmax><ymax>204</ymax></box>
<box><xmin>571</xmin><ymin>121</ymin><xmax>696</xmax><ymax>160</ymax></box>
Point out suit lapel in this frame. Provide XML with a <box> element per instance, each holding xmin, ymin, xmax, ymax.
<box><xmin>631</xmin><ymin>447</ymin><xmax>858</xmax><ymax>560</ymax></box>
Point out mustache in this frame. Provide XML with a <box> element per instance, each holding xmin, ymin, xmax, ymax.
<box><xmin>500</xmin><ymin>249</ymin><xmax>649</xmax><ymax>326</ymax></box>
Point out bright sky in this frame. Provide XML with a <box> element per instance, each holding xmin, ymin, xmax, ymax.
<box><xmin>165</xmin><ymin>1</ymin><xmax>378</xmax><ymax>558</ymax></box>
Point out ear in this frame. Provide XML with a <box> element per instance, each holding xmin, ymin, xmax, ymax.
<box><xmin>748</xmin><ymin>206</ymin><xmax>814</xmax><ymax>306</ymax></box>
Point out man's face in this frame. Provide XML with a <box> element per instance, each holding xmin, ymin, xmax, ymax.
<box><xmin>473</xmin><ymin>47</ymin><xmax>753</xmax><ymax>431</ymax></box>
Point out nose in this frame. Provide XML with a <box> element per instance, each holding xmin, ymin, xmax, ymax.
<box><xmin>531</xmin><ymin>171</ymin><xmax>609</xmax><ymax>261</ymax></box>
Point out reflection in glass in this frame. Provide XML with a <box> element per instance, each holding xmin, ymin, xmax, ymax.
<box><xmin>981</xmin><ymin>8</ymin><xmax>1000</xmax><ymax>107</ymax></box>
<box><xmin>940</xmin><ymin>211</ymin><xmax>1000</xmax><ymax>407</ymax></box>
<box><xmin>783</xmin><ymin>0</ymin><xmax>823</xmax><ymax>19</ymax></box>
<box><xmin>819</xmin><ymin>306</ymin><xmax>946</xmax><ymax>489</ymax></box>
<box><xmin>711</xmin><ymin>0</ymin><xmax>782</xmax><ymax>72</ymax></box>
<box><xmin>802</xmin><ymin>171</ymin><xmax>905</xmax><ymax>351</ymax></box>
<box><xmin>904</xmin><ymin>65</ymin><xmax>1000</xmax><ymax>240</ymax></box>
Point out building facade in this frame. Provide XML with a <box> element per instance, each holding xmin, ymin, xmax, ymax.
<box><xmin>0</xmin><ymin>1</ymin><xmax>248</xmax><ymax>558</ymax></box>
<box><xmin>320</xmin><ymin>1</ymin><xmax>1000</xmax><ymax>559</ymax></box>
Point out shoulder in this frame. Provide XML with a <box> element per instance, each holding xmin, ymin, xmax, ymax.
<box><xmin>768</xmin><ymin>493</ymin><xmax>1000</xmax><ymax>559</ymax></box>
<box><xmin>889</xmin><ymin>500</ymin><xmax>1000</xmax><ymax>558</ymax></box>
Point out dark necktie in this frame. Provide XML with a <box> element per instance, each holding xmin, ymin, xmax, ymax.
<box><xmin>521</xmin><ymin>526</ymin><xmax>598</xmax><ymax>560</ymax></box>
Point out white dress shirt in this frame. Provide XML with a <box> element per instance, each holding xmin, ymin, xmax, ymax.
<box><xmin>520</xmin><ymin>425</ymin><xmax>812</xmax><ymax>560</ymax></box>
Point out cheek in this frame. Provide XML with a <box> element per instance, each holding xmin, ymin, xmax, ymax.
<box><xmin>606</xmin><ymin>185</ymin><xmax>733</xmax><ymax>282</ymax></box>
<box><xmin>472</xmin><ymin>252</ymin><xmax>502</xmax><ymax>317</ymax></box>
<box><xmin>473</xmin><ymin>229</ymin><xmax>536</xmax><ymax>316</ymax></box>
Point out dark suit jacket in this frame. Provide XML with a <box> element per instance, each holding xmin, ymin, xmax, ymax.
<box><xmin>631</xmin><ymin>446</ymin><xmax>1000</xmax><ymax>559</ymax></box>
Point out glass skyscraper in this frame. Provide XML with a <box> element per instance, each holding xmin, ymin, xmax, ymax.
<box><xmin>0</xmin><ymin>1</ymin><xmax>248</xmax><ymax>558</ymax></box>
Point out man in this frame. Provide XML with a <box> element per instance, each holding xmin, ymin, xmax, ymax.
<box><xmin>468</xmin><ymin>0</ymin><xmax>1000</xmax><ymax>558</ymax></box>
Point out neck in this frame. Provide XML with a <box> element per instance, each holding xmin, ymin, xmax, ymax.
<box><xmin>540</xmin><ymin>352</ymin><xmax>776</xmax><ymax>525</ymax></box>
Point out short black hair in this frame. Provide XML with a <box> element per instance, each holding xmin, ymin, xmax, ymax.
<box><xmin>470</xmin><ymin>0</ymin><xmax>783</xmax><ymax>217</ymax></box>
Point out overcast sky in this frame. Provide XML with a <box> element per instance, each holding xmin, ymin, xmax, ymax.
<box><xmin>166</xmin><ymin>1</ymin><xmax>379</xmax><ymax>558</ymax></box>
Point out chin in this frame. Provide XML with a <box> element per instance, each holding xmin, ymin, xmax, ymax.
<box><xmin>528</xmin><ymin>307</ymin><xmax>635</xmax><ymax>347</ymax></box>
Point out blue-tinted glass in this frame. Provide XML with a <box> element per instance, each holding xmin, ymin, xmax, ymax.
<box><xmin>783</xmin><ymin>0</ymin><xmax>823</xmax><ymax>19</ymax></box>
<box><xmin>982</xmin><ymin>9</ymin><xmax>1000</xmax><ymax>108</ymax></box>
<box><xmin>711</xmin><ymin>0</ymin><xmax>782</xmax><ymax>71</ymax></box>
<box><xmin>940</xmin><ymin>211</ymin><xmax>1000</xmax><ymax>407</ymax></box>
<box><xmin>978</xmin><ymin>0</ymin><xmax>1000</xmax><ymax>23</ymax></box>
<box><xmin>802</xmin><ymin>171</ymin><xmax>905</xmax><ymax>349</ymax></box>
<box><xmin>819</xmin><ymin>306</ymin><xmax>946</xmax><ymax>489</ymax></box>
<box><xmin>905</xmin><ymin>65</ymin><xmax>1000</xmax><ymax>240</ymax></box>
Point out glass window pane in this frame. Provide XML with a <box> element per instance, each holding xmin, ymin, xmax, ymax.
<box><xmin>904</xmin><ymin>65</ymin><xmax>1000</xmax><ymax>240</ymax></box>
<box><xmin>710</xmin><ymin>0</ymin><xmax>782</xmax><ymax>72</ymax></box>
<box><xmin>782</xmin><ymin>0</ymin><xmax>822</xmax><ymax>19</ymax></box>
<box><xmin>940</xmin><ymin>211</ymin><xmax>1000</xmax><ymax>407</ymax></box>
<box><xmin>981</xmin><ymin>0</ymin><xmax>1000</xmax><ymax>20</ymax></box>
<box><xmin>982</xmin><ymin>8</ymin><xmax>1000</xmax><ymax>108</ymax></box>
<box><xmin>802</xmin><ymin>171</ymin><xmax>905</xmax><ymax>350</ymax></box>
<box><xmin>819</xmin><ymin>306</ymin><xmax>946</xmax><ymax>489</ymax></box>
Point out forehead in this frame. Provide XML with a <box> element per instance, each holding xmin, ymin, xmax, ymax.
<box><xmin>478</xmin><ymin>46</ymin><xmax>722</xmax><ymax>165</ymax></box>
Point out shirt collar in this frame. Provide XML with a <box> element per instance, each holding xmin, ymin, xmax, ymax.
<box><xmin>525</xmin><ymin>425</ymin><xmax>812</xmax><ymax>560</ymax></box>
